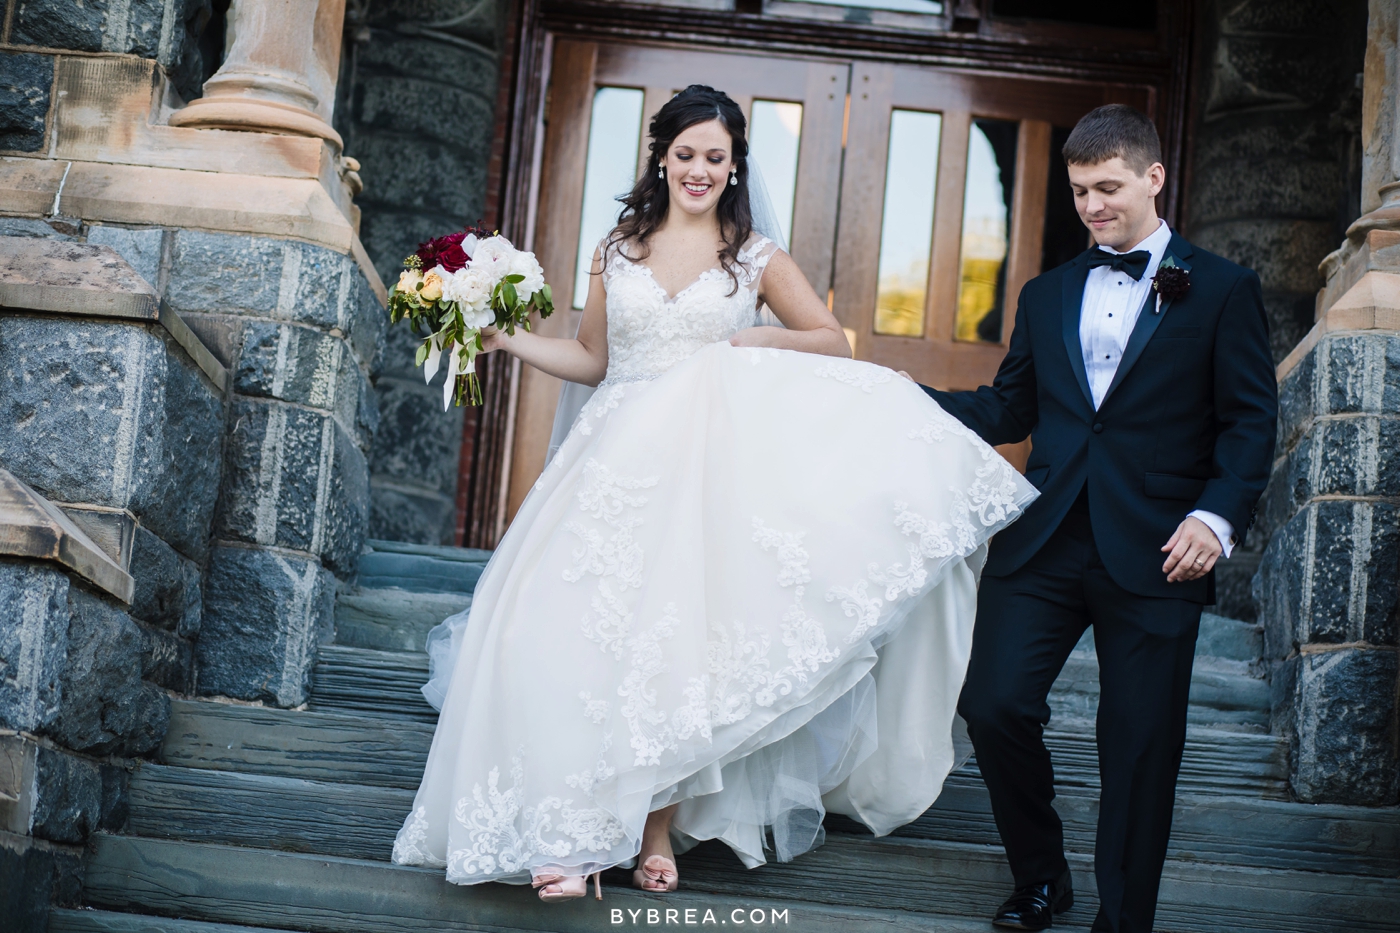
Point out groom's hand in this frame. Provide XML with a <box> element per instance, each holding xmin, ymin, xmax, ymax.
<box><xmin>1161</xmin><ymin>516</ymin><xmax>1223</xmax><ymax>583</ymax></box>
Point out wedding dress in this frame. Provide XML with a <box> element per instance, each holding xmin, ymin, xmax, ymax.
<box><xmin>391</xmin><ymin>235</ymin><xmax>1037</xmax><ymax>884</ymax></box>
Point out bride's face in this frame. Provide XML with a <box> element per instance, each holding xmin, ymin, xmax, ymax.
<box><xmin>661</xmin><ymin>119</ymin><xmax>735</xmax><ymax>218</ymax></box>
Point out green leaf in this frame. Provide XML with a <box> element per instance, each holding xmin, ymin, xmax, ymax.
<box><xmin>502</xmin><ymin>280</ymin><xmax>518</xmax><ymax>307</ymax></box>
<box><xmin>414</xmin><ymin>343</ymin><xmax>430</xmax><ymax>366</ymax></box>
<box><xmin>504</xmin><ymin>273</ymin><xmax>524</xmax><ymax>284</ymax></box>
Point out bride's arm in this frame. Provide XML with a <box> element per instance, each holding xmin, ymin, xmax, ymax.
<box><xmin>731</xmin><ymin>250</ymin><xmax>850</xmax><ymax>357</ymax></box>
<box><xmin>480</xmin><ymin>249</ymin><xmax>609</xmax><ymax>386</ymax></box>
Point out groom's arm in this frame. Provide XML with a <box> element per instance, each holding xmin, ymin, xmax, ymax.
<box><xmin>1193</xmin><ymin>269</ymin><xmax>1277</xmax><ymax>544</ymax></box>
<box><xmin>919</xmin><ymin>292</ymin><xmax>1037</xmax><ymax>447</ymax></box>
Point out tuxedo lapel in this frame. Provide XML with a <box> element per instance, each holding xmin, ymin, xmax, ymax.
<box><xmin>1061</xmin><ymin>255</ymin><xmax>1094</xmax><ymax>410</ymax></box>
<box><xmin>1101</xmin><ymin>231</ymin><xmax>1194</xmax><ymax>406</ymax></box>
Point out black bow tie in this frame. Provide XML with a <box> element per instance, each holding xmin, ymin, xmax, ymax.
<box><xmin>1086</xmin><ymin>248</ymin><xmax>1151</xmax><ymax>281</ymax></box>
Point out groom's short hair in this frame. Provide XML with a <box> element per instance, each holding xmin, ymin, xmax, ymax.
<box><xmin>1062</xmin><ymin>105</ymin><xmax>1162</xmax><ymax>175</ymax></box>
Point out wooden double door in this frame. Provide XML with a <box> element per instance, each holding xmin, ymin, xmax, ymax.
<box><xmin>507</xmin><ymin>39</ymin><xmax>1147</xmax><ymax>518</ymax></box>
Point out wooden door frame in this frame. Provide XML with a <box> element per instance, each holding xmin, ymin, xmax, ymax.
<box><xmin>462</xmin><ymin>0</ymin><xmax>1196</xmax><ymax>545</ymax></box>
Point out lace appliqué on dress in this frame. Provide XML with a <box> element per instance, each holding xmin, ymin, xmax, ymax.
<box><xmin>814</xmin><ymin>359</ymin><xmax>894</xmax><ymax>393</ymax></box>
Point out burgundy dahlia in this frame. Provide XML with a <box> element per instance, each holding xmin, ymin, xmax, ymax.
<box><xmin>1152</xmin><ymin>265</ymin><xmax>1191</xmax><ymax>301</ymax></box>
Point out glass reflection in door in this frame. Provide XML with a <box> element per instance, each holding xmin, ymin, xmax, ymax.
<box><xmin>573</xmin><ymin>87</ymin><xmax>646</xmax><ymax>309</ymax></box>
<box><xmin>955</xmin><ymin>119</ymin><xmax>1018</xmax><ymax>343</ymax></box>
<box><xmin>748</xmin><ymin>101</ymin><xmax>803</xmax><ymax>248</ymax></box>
<box><xmin>873</xmin><ymin>109</ymin><xmax>942</xmax><ymax>337</ymax></box>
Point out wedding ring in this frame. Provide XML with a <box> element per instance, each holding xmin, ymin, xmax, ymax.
<box><xmin>1194</xmin><ymin>557</ymin><xmax>1205</xmax><ymax>565</ymax></box>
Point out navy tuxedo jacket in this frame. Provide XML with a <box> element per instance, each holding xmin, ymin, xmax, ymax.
<box><xmin>923</xmin><ymin>231</ymin><xmax>1278</xmax><ymax>604</ymax></box>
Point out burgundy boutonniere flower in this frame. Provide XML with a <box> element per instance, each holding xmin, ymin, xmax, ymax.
<box><xmin>1152</xmin><ymin>265</ymin><xmax>1190</xmax><ymax>302</ymax></box>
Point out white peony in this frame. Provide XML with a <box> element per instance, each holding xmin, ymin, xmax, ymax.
<box><xmin>469</xmin><ymin>236</ymin><xmax>515</xmax><ymax>282</ymax></box>
<box><xmin>443</xmin><ymin>267</ymin><xmax>492</xmax><ymax>312</ymax></box>
<box><xmin>506</xmin><ymin>251</ymin><xmax>546</xmax><ymax>299</ymax></box>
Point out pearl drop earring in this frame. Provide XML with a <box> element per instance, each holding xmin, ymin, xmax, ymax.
<box><xmin>729</xmin><ymin>170</ymin><xmax>738</xmax><ymax>186</ymax></box>
<box><xmin>658</xmin><ymin>166</ymin><xmax>665</xmax><ymax>179</ymax></box>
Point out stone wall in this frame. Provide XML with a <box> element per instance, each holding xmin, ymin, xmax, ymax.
<box><xmin>1184</xmin><ymin>0</ymin><xmax>1370</xmax><ymax>621</ymax></box>
<box><xmin>337</xmin><ymin>0</ymin><xmax>503</xmax><ymax>544</ymax></box>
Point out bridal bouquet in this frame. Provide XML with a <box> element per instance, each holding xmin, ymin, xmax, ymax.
<box><xmin>389</xmin><ymin>226</ymin><xmax>555</xmax><ymax>408</ymax></box>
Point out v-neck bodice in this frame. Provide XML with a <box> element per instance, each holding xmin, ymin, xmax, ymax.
<box><xmin>599</xmin><ymin>236</ymin><xmax>777</xmax><ymax>386</ymax></box>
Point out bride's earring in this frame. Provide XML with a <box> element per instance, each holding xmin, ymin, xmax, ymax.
<box><xmin>658</xmin><ymin>165</ymin><xmax>665</xmax><ymax>179</ymax></box>
<box><xmin>729</xmin><ymin>170</ymin><xmax>738</xmax><ymax>186</ymax></box>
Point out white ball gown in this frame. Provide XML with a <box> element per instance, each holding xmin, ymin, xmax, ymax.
<box><xmin>391</xmin><ymin>236</ymin><xmax>1038</xmax><ymax>883</ymax></box>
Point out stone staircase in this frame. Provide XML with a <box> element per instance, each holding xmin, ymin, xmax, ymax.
<box><xmin>51</xmin><ymin>542</ymin><xmax>1400</xmax><ymax>933</ymax></box>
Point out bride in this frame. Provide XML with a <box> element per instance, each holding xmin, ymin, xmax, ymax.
<box><xmin>391</xmin><ymin>85</ymin><xmax>1037</xmax><ymax>901</ymax></box>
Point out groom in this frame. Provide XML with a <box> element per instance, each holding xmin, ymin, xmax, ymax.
<box><xmin>921</xmin><ymin>105</ymin><xmax>1277</xmax><ymax>932</ymax></box>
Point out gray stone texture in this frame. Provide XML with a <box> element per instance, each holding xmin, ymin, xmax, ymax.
<box><xmin>0</xmin><ymin>316</ymin><xmax>224</xmax><ymax>561</ymax></box>
<box><xmin>368</xmin><ymin>480</ymin><xmax>458</xmax><ymax>546</ymax></box>
<box><xmin>30</xmin><ymin>746</ymin><xmax>100</xmax><ymax>844</ymax></box>
<box><xmin>0</xmin><ymin>561</ymin><xmax>70</xmax><ymax>734</ymax></box>
<box><xmin>1273</xmin><ymin>647</ymin><xmax>1400</xmax><ymax>805</ymax></box>
<box><xmin>215</xmin><ymin>398</ymin><xmax>369</xmax><ymax>577</ymax></box>
<box><xmin>42</xmin><ymin>588</ymin><xmax>169</xmax><ymax>758</ymax></box>
<box><xmin>138</xmin><ymin>623</ymin><xmax>195</xmax><ymax>695</ymax></box>
<box><xmin>0</xmin><ymin>217</ymin><xmax>74</xmax><ymax>239</ymax></box>
<box><xmin>1256</xmin><ymin>500</ymin><xmax>1399</xmax><ymax>657</ymax></box>
<box><xmin>0</xmin><ymin>51</ymin><xmax>53</xmax><ymax>153</ymax></box>
<box><xmin>128</xmin><ymin>526</ymin><xmax>202</xmax><ymax>638</ymax></box>
<box><xmin>198</xmin><ymin>545</ymin><xmax>335</xmax><ymax>707</ymax></box>
<box><xmin>165</xmin><ymin>231</ymin><xmax>385</xmax><ymax>371</ymax></box>
<box><xmin>99</xmin><ymin>763</ymin><xmax>130</xmax><ymax>833</ymax></box>
<box><xmin>85</xmin><ymin>225</ymin><xmax>165</xmax><ymax>291</ymax></box>
<box><xmin>1186</xmin><ymin>0</ymin><xmax>1368</xmax><ymax>365</ymax></box>
<box><xmin>234</xmin><ymin>321</ymin><xmax>375</xmax><ymax>451</ymax></box>
<box><xmin>9</xmin><ymin>0</ymin><xmax>205</xmax><ymax>68</ymax></box>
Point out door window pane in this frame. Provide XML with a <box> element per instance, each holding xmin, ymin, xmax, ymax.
<box><xmin>873</xmin><ymin>109</ymin><xmax>942</xmax><ymax>337</ymax></box>
<box><xmin>956</xmin><ymin>119</ymin><xmax>1019</xmax><ymax>343</ymax></box>
<box><xmin>748</xmin><ymin>100</ymin><xmax>803</xmax><ymax>248</ymax></box>
<box><xmin>803</xmin><ymin>0</ymin><xmax>943</xmax><ymax>11</ymax></box>
<box><xmin>574</xmin><ymin>87</ymin><xmax>645</xmax><ymax>309</ymax></box>
<box><xmin>1041</xmin><ymin>124</ymin><xmax>1091</xmax><ymax>272</ymax></box>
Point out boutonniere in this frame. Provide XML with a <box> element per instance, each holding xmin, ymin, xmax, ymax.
<box><xmin>1151</xmin><ymin>257</ymin><xmax>1190</xmax><ymax>313</ymax></box>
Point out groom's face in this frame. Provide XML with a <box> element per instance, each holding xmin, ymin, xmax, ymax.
<box><xmin>1067</xmin><ymin>156</ymin><xmax>1165</xmax><ymax>251</ymax></box>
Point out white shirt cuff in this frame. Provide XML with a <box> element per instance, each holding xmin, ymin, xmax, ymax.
<box><xmin>1188</xmin><ymin>509</ymin><xmax>1235</xmax><ymax>558</ymax></box>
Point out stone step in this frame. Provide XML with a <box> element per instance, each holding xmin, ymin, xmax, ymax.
<box><xmin>124</xmin><ymin>760</ymin><xmax>1392</xmax><ymax>877</ymax></box>
<box><xmin>48</xmin><ymin>909</ymin><xmax>282</xmax><ymax>933</ymax></box>
<box><xmin>1050</xmin><ymin>654</ymin><xmax>1271</xmax><ymax>732</ymax></box>
<box><xmin>1193</xmin><ymin>612</ymin><xmax>1264</xmax><ymax>663</ymax></box>
<box><xmin>333</xmin><ymin>586</ymin><xmax>470</xmax><ymax>653</ymax></box>
<box><xmin>159</xmin><ymin>698</ymin><xmax>1288</xmax><ymax>798</ymax></box>
<box><xmin>355</xmin><ymin>540</ymin><xmax>489</xmax><ymax>595</ymax></box>
<box><xmin>307</xmin><ymin>645</ymin><xmax>436</xmax><ymax>721</ymax></box>
<box><xmin>160</xmin><ymin>699</ymin><xmax>434</xmax><ymax>789</ymax></box>
<box><xmin>78</xmin><ymin>833</ymin><xmax>1039</xmax><ymax>933</ymax></box>
<box><xmin>82</xmin><ymin>832</ymin><xmax>1400</xmax><ymax>933</ymax></box>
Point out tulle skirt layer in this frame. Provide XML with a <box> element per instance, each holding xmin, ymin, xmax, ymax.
<box><xmin>392</xmin><ymin>343</ymin><xmax>1037</xmax><ymax>883</ymax></box>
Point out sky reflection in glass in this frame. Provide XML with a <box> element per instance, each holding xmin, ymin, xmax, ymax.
<box><xmin>574</xmin><ymin>87</ymin><xmax>645</xmax><ymax>309</ymax></box>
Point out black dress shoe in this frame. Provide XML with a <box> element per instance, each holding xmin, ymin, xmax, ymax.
<box><xmin>992</xmin><ymin>869</ymin><xmax>1074</xmax><ymax>930</ymax></box>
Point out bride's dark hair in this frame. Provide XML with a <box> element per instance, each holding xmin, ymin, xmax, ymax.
<box><xmin>606</xmin><ymin>85</ymin><xmax>753</xmax><ymax>293</ymax></box>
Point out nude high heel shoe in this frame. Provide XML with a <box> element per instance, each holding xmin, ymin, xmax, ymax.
<box><xmin>532</xmin><ymin>871</ymin><xmax>603</xmax><ymax>902</ymax></box>
<box><xmin>632</xmin><ymin>855</ymin><xmax>679</xmax><ymax>893</ymax></box>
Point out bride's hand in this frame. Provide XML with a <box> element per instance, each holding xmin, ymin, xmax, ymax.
<box><xmin>479</xmin><ymin>326</ymin><xmax>509</xmax><ymax>353</ymax></box>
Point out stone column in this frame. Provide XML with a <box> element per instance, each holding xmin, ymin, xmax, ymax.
<box><xmin>1257</xmin><ymin>0</ymin><xmax>1400</xmax><ymax>806</ymax></box>
<box><xmin>168</xmin><ymin>0</ymin><xmax>346</xmax><ymax>148</ymax></box>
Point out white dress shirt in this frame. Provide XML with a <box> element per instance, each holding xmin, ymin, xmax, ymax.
<box><xmin>1081</xmin><ymin>220</ymin><xmax>1235</xmax><ymax>558</ymax></box>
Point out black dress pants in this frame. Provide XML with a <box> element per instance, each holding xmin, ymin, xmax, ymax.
<box><xmin>957</xmin><ymin>507</ymin><xmax>1201</xmax><ymax>933</ymax></box>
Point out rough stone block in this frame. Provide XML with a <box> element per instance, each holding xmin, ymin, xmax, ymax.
<box><xmin>42</xmin><ymin>588</ymin><xmax>168</xmax><ymax>757</ymax></box>
<box><xmin>1190</xmin><ymin>219</ymin><xmax>1334</xmax><ymax>295</ymax></box>
<box><xmin>85</xmin><ymin>225</ymin><xmax>164</xmax><ymax>290</ymax></box>
<box><xmin>367</xmin><ymin>481</ymin><xmax>457</xmax><ymax>546</ymax></box>
<box><xmin>352</xmin><ymin>133</ymin><xmax>487</xmax><ymax>220</ymax></box>
<box><xmin>215</xmin><ymin>398</ymin><xmax>369</xmax><ymax>577</ymax></box>
<box><xmin>10</xmin><ymin>0</ymin><xmax>105</xmax><ymax>52</ymax></box>
<box><xmin>0</xmin><ymin>51</ymin><xmax>54</xmax><ymax>153</ymax></box>
<box><xmin>357</xmin><ymin>74</ymin><xmax>496</xmax><ymax>153</ymax></box>
<box><xmin>1256</xmin><ymin>501</ymin><xmax>1400</xmax><ymax>657</ymax></box>
<box><xmin>0</xmin><ymin>217</ymin><xmax>73</xmax><ymax>240</ymax></box>
<box><xmin>1208</xmin><ymin>35</ymin><xmax>1339</xmax><ymax>112</ymax></box>
<box><xmin>0</xmin><ymin>317</ymin><xmax>224</xmax><ymax>561</ymax></box>
<box><xmin>356</xmin><ymin>30</ymin><xmax>498</xmax><ymax>101</ymax></box>
<box><xmin>370</xmin><ymin>376</ymin><xmax>464</xmax><ymax>496</ymax></box>
<box><xmin>360</xmin><ymin>208</ymin><xmax>456</xmax><ymax>290</ymax></box>
<box><xmin>128</xmin><ymin>526</ymin><xmax>201</xmax><ymax>637</ymax></box>
<box><xmin>1316</xmin><ymin>332</ymin><xmax>1400</xmax><ymax>416</ymax></box>
<box><xmin>1286</xmin><ymin>646</ymin><xmax>1399</xmax><ymax>805</ymax></box>
<box><xmin>1286</xmin><ymin>416</ymin><xmax>1400</xmax><ymax>503</ymax></box>
<box><xmin>165</xmin><ymin>230</ymin><xmax>284</xmax><ymax>315</ymax></box>
<box><xmin>138</xmin><ymin>623</ymin><xmax>194</xmax><ymax>694</ymax></box>
<box><xmin>0</xmin><ymin>561</ymin><xmax>70</xmax><ymax>733</ymax></box>
<box><xmin>30</xmin><ymin>746</ymin><xmax>100</xmax><ymax>844</ymax></box>
<box><xmin>0</xmin><ymin>831</ymin><xmax>55</xmax><ymax>933</ymax></box>
<box><xmin>348</xmin><ymin>272</ymin><xmax>388</xmax><ymax>373</ymax></box>
<box><xmin>198</xmin><ymin>545</ymin><xmax>335</xmax><ymax>707</ymax></box>
<box><xmin>166</xmin><ymin>231</ymin><xmax>384</xmax><ymax>371</ymax></box>
<box><xmin>1276</xmin><ymin>347</ymin><xmax>1315</xmax><ymax>451</ymax></box>
<box><xmin>1212</xmin><ymin>549</ymin><xmax>1260</xmax><ymax>623</ymax></box>
<box><xmin>233</xmin><ymin>321</ymin><xmax>372</xmax><ymax>449</ymax></box>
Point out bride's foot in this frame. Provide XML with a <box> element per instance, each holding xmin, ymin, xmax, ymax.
<box><xmin>633</xmin><ymin>803</ymin><xmax>680</xmax><ymax>893</ymax></box>
<box><xmin>532</xmin><ymin>871</ymin><xmax>602</xmax><ymax>902</ymax></box>
<box><xmin>632</xmin><ymin>854</ymin><xmax>679</xmax><ymax>893</ymax></box>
